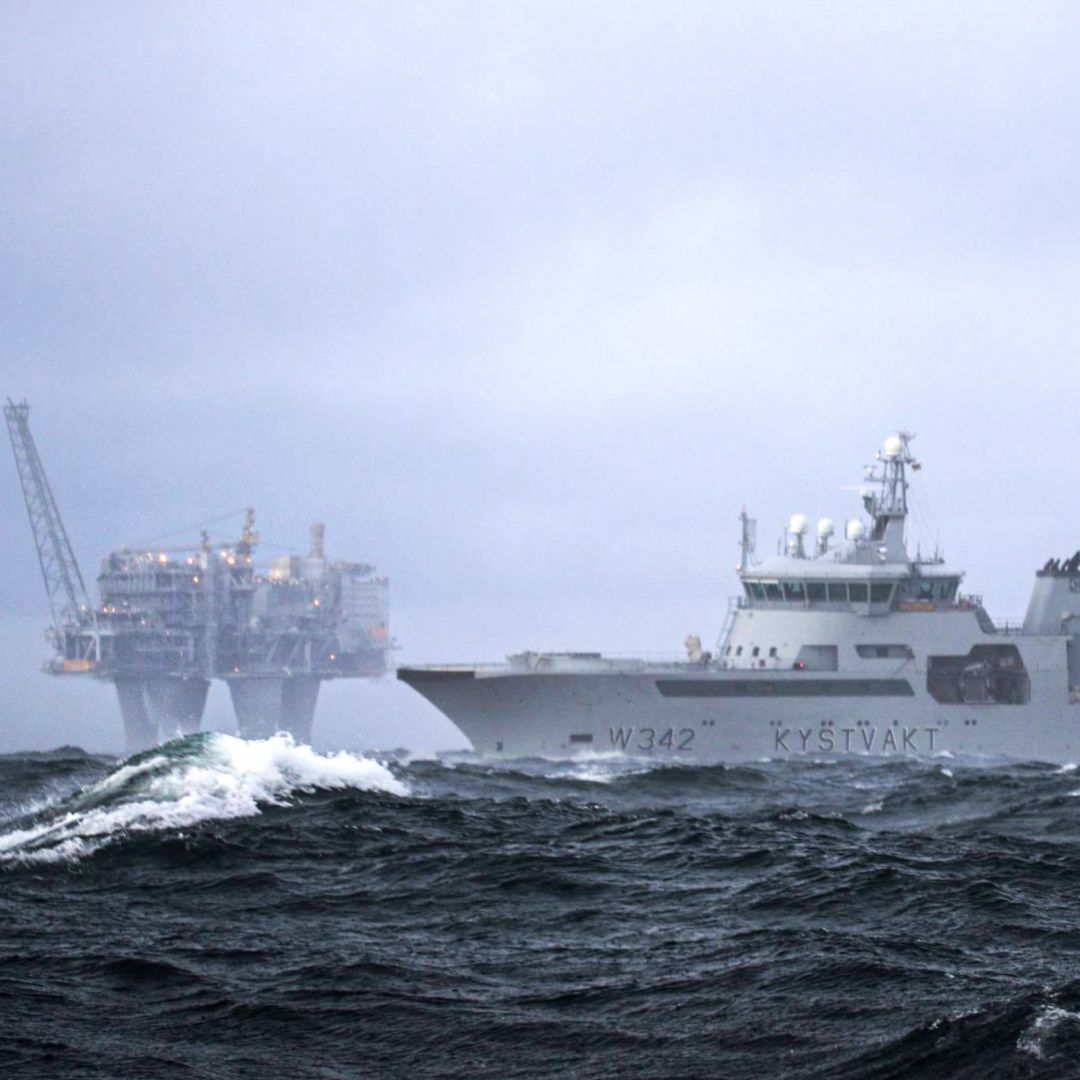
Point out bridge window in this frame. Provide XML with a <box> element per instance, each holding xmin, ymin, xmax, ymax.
<box><xmin>917</xmin><ymin>580</ymin><xmax>935</xmax><ymax>601</ymax></box>
<box><xmin>783</xmin><ymin>581</ymin><xmax>806</xmax><ymax>602</ymax></box>
<box><xmin>807</xmin><ymin>582</ymin><xmax>826</xmax><ymax>602</ymax></box>
<box><xmin>764</xmin><ymin>583</ymin><xmax>783</xmax><ymax>601</ymax></box>
<box><xmin>849</xmin><ymin>583</ymin><xmax>869</xmax><ymax>602</ymax></box>
<box><xmin>752</xmin><ymin>646</ymin><xmax>760</xmax><ymax>658</ymax></box>
<box><xmin>827</xmin><ymin>583</ymin><xmax>848</xmax><ymax>603</ymax></box>
<box><xmin>750</xmin><ymin>582</ymin><xmax>765</xmax><ymax>600</ymax></box>
<box><xmin>870</xmin><ymin>584</ymin><xmax>893</xmax><ymax>604</ymax></box>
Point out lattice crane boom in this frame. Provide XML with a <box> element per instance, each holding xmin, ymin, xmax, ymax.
<box><xmin>4</xmin><ymin>399</ymin><xmax>89</xmax><ymax>627</ymax></box>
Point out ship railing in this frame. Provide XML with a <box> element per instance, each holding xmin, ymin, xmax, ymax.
<box><xmin>401</xmin><ymin>652</ymin><xmax>700</xmax><ymax>672</ymax></box>
<box><xmin>737</xmin><ymin>599</ymin><xmax>855</xmax><ymax>612</ymax></box>
<box><xmin>993</xmin><ymin>618</ymin><xmax>1027</xmax><ymax>636</ymax></box>
<box><xmin>602</xmin><ymin>652</ymin><xmax>698</xmax><ymax>663</ymax></box>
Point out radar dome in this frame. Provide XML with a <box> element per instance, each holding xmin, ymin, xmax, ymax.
<box><xmin>817</xmin><ymin>518</ymin><xmax>835</xmax><ymax>538</ymax></box>
<box><xmin>882</xmin><ymin>435</ymin><xmax>904</xmax><ymax>460</ymax></box>
<box><xmin>846</xmin><ymin>520</ymin><xmax>866</xmax><ymax>541</ymax></box>
<box><xmin>789</xmin><ymin>514</ymin><xmax>809</xmax><ymax>536</ymax></box>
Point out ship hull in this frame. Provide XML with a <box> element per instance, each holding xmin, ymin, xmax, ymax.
<box><xmin>399</xmin><ymin>663</ymin><xmax>1080</xmax><ymax>764</ymax></box>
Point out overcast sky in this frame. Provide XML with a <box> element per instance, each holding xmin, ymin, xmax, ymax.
<box><xmin>2</xmin><ymin>2</ymin><xmax>1079</xmax><ymax>752</ymax></box>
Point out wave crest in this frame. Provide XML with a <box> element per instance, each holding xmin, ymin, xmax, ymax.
<box><xmin>0</xmin><ymin>733</ymin><xmax>407</xmax><ymax>864</ymax></box>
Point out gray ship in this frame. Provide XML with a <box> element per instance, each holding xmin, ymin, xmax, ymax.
<box><xmin>400</xmin><ymin>433</ymin><xmax>1080</xmax><ymax>763</ymax></box>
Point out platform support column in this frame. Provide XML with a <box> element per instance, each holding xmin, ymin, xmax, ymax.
<box><xmin>114</xmin><ymin>678</ymin><xmax>155</xmax><ymax>754</ymax></box>
<box><xmin>113</xmin><ymin>676</ymin><xmax>210</xmax><ymax>754</ymax></box>
<box><xmin>145</xmin><ymin>677</ymin><xmax>210</xmax><ymax>740</ymax></box>
<box><xmin>228</xmin><ymin>677</ymin><xmax>321</xmax><ymax>741</ymax></box>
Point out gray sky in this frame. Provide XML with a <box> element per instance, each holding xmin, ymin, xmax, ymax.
<box><xmin>2</xmin><ymin>2</ymin><xmax>1079</xmax><ymax>752</ymax></box>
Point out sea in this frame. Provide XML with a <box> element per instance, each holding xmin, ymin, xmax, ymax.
<box><xmin>4</xmin><ymin>735</ymin><xmax>1080</xmax><ymax>1079</ymax></box>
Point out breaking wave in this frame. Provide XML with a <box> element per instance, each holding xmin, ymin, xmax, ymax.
<box><xmin>0</xmin><ymin>733</ymin><xmax>406</xmax><ymax>864</ymax></box>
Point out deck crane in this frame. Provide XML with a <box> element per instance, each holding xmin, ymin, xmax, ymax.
<box><xmin>4</xmin><ymin>400</ymin><xmax>99</xmax><ymax>667</ymax></box>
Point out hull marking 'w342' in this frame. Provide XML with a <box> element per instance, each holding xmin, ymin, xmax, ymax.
<box><xmin>610</xmin><ymin>727</ymin><xmax>695</xmax><ymax>752</ymax></box>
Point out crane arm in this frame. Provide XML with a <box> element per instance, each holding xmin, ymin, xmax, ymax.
<box><xmin>4</xmin><ymin>399</ymin><xmax>89</xmax><ymax>626</ymax></box>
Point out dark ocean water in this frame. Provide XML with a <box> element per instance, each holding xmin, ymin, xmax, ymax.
<box><xmin>4</xmin><ymin>735</ymin><xmax>1080</xmax><ymax>1079</ymax></box>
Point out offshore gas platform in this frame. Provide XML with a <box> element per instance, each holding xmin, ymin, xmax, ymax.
<box><xmin>5</xmin><ymin>400</ymin><xmax>392</xmax><ymax>752</ymax></box>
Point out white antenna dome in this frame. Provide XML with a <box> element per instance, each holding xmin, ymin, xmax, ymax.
<box><xmin>882</xmin><ymin>435</ymin><xmax>904</xmax><ymax>460</ymax></box>
<box><xmin>846</xmin><ymin>519</ymin><xmax>866</xmax><ymax>541</ymax></box>
<box><xmin>817</xmin><ymin>518</ymin><xmax>834</xmax><ymax>538</ymax></box>
<box><xmin>789</xmin><ymin>513</ymin><xmax>809</xmax><ymax>536</ymax></box>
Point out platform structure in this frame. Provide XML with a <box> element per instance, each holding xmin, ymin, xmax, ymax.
<box><xmin>5</xmin><ymin>400</ymin><xmax>392</xmax><ymax>751</ymax></box>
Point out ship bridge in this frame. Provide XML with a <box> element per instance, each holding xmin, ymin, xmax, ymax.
<box><xmin>733</xmin><ymin>431</ymin><xmax>967</xmax><ymax>618</ymax></box>
<box><xmin>719</xmin><ymin>431</ymin><xmax>1003</xmax><ymax>675</ymax></box>
<box><xmin>739</xmin><ymin>556</ymin><xmax>964</xmax><ymax>615</ymax></box>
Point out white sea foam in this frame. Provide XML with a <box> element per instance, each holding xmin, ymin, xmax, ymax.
<box><xmin>0</xmin><ymin>733</ymin><xmax>407</xmax><ymax>865</ymax></box>
<box><xmin>1058</xmin><ymin>763</ymin><xmax>1078</xmax><ymax>774</ymax></box>
<box><xmin>860</xmin><ymin>801</ymin><xmax>884</xmax><ymax>814</ymax></box>
<box><xmin>562</xmin><ymin>762</ymin><xmax>654</xmax><ymax>785</ymax></box>
<box><xmin>1017</xmin><ymin>1005</ymin><xmax>1080</xmax><ymax>1059</ymax></box>
<box><xmin>552</xmin><ymin>751</ymin><xmax>658</xmax><ymax>783</ymax></box>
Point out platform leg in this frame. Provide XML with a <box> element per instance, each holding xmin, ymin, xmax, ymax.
<box><xmin>114</xmin><ymin>678</ymin><xmax>156</xmax><ymax>755</ymax></box>
<box><xmin>145</xmin><ymin>677</ymin><xmax>210</xmax><ymax>741</ymax></box>
<box><xmin>228</xmin><ymin>677</ymin><xmax>321</xmax><ymax>741</ymax></box>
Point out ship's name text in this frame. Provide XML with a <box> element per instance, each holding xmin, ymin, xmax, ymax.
<box><xmin>774</xmin><ymin>725</ymin><xmax>940</xmax><ymax>753</ymax></box>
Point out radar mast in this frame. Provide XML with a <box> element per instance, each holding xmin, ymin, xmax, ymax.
<box><xmin>863</xmin><ymin>431</ymin><xmax>919</xmax><ymax>549</ymax></box>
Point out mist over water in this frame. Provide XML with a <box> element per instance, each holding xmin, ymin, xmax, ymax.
<box><xmin>5</xmin><ymin>731</ymin><xmax>1080</xmax><ymax>1078</ymax></box>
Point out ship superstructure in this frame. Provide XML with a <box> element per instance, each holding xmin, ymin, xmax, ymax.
<box><xmin>6</xmin><ymin>400</ymin><xmax>391</xmax><ymax>751</ymax></box>
<box><xmin>400</xmin><ymin>432</ymin><xmax>1080</xmax><ymax>763</ymax></box>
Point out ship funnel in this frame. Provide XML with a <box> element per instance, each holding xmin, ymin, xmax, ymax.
<box><xmin>1024</xmin><ymin>560</ymin><xmax>1080</xmax><ymax>692</ymax></box>
<box><xmin>310</xmin><ymin>523</ymin><xmax>325</xmax><ymax>559</ymax></box>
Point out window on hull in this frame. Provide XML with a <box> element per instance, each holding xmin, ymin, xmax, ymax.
<box><xmin>927</xmin><ymin>645</ymin><xmax>1030</xmax><ymax>705</ymax></box>
<box><xmin>857</xmin><ymin>644</ymin><xmax>914</xmax><ymax>660</ymax></box>
<box><xmin>795</xmin><ymin>645</ymin><xmax>839</xmax><ymax>671</ymax></box>
<box><xmin>656</xmin><ymin>678</ymin><xmax>915</xmax><ymax>698</ymax></box>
